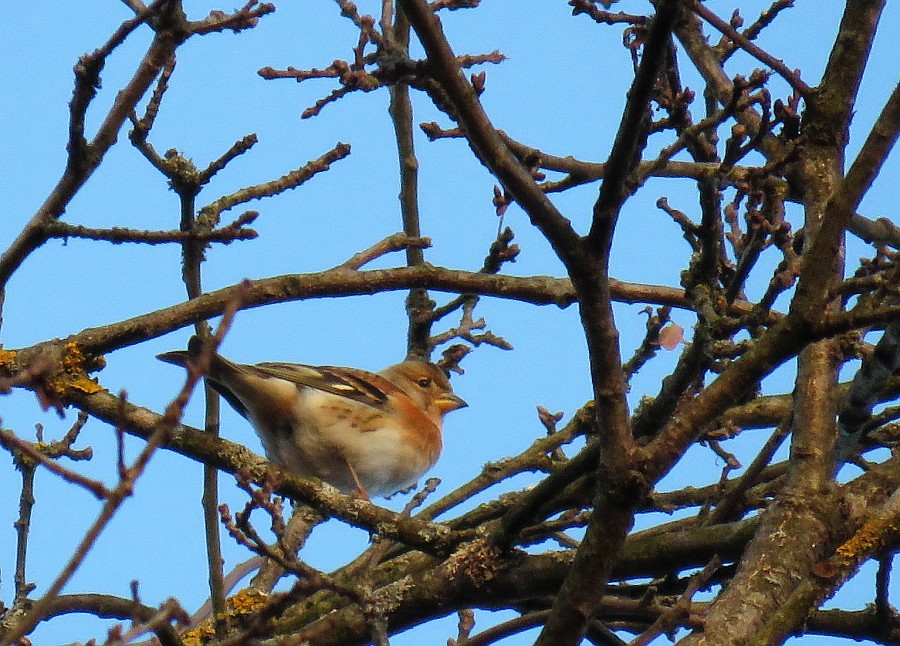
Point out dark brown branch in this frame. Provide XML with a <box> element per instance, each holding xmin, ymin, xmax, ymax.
<box><xmin>750</xmin><ymin>485</ymin><xmax>900</xmax><ymax>645</ymax></box>
<box><xmin>630</xmin><ymin>556</ymin><xmax>721</xmax><ymax>646</ymax></box>
<box><xmin>458</xmin><ymin>610</ymin><xmax>551</xmax><ymax>646</ymax></box>
<box><xmin>673</xmin><ymin>5</ymin><xmax>781</xmax><ymax>161</ymax></box>
<box><xmin>850</xmin><ymin>212</ymin><xmax>900</xmax><ymax>248</ymax></box>
<box><xmin>333</xmin><ymin>233</ymin><xmax>432</xmax><ymax>271</ymax></box>
<box><xmin>120</xmin><ymin>0</ymin><xmax>147</xmax><ymax>12</ymax></box>
<box><xmin>536</xmin><ymin>4</ymin><xmax>680</xmax><ymax>644</ymax></box>
<box><xmin>4</xmin><ymin>289</ymin><xmax>246</xmax><ymax>644</ymax></box>
<box><xmin>490</xmin><ymin>133</ymin><xmax>900</xmax><ymax>248</ymax></box>
<box><xmin>27</xmin><ymin>262</ymin><xmax>781</xmax><ymax>362</ymax></box>
<box><xmin>0</xmin><ymin>1</ymin><xmax>190</xmax><ymax>289</ymax></box>
<box><xmin>0</xmin><ymin>428</ymin><xmax>107</xmax><ymax>501</ymax></box>
<box><xmin>683</xmin><ymin>0</ymin><xmax>813</xmax><ymax>97</ymax></box>
<box><xmin>12</xmin><ymin>443</ymin><xmax>38</xmax><ymax>604</ymax></box>
<box><xmin>171</xmin><ymin>138</ymin><xmax>228</xmax><ymax>632</ymax></box>
<box><xmin>387</xmin><ymin>9</ymin><xmax>435</xmax><ymax>358</ymax></box>
<box><xmin>704</xmin><ymin>412</ymin><xmax>793</xmax><ymax>525</ymax></box>
<box><xmin>197</xmin><ymin>133</ymin><xmax>259</xmax><ymax>185</ymax></box>
<box><xmin>197</xmin><ymin>142</ymin><xmax>352</xmax><ymax>227</ymax></box>
<box><xmin>587</xmin><ymin>0</ymin><xmax>679</xmax><ymax>247</ymax></box>
<box><xmin>399</xmin><ymin>0</ymin><xmax>582</xmax><ymax>265</ymax></box>
<box><xmin>793</xmin><ymin>81</ymin><xmax>900</xmax><ymax>320</ymax></box>
<box><xmin>36</xmin><ymin>593</ymin><xmax>187</xmax><ymax>646</ymax></box>
<box><xmin>43</xmin><ymin>220</ymin><xmax>258</xmax><ymax>245</ymax></box>
<box><xmin>128</xmin><ymin>48</ymin><xmax>175</xmax><ymax>139</ymax></box>
<box><xmin>188</xmin><ymin>2</ymin><xmax>275</xmax><ymax>35</ymax></box>
<box><xmin>570</xmin><ymin>2</ymin><xmax>647</xmax><ymax>26</ymax></box>
<box><xmin>807</xmin><ymin>607</ymin><xmax>900</xmax><ymax>643</ymax></box>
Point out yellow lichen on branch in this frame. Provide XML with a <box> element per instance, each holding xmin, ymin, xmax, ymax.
<box><xmin>813</xmin><ymin>495</ymin><xmax>900</xmax><ymax>581</ymax></box>
<box><xmin>0</xmin><ymin>348</ymin><xmax>18</xmax><ymax>370</ymax></box>
<box><xmin>47</xmin><ymin>343</ymin><xmax>106</xmax><ymax>396</ymax></box>
<box><xmin>835</xmin><ymin>516</ymin><xmax>899</xmax><ymax>562</ymax></box>
<box><xmin>182</xmin><ymin>589</ymin><xmax>269</xmax><ymax>645</ymax></box>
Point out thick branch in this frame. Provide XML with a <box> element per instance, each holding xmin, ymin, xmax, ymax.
<box><xmin>792</xmin><ymin>80</ymin><xmax>900</xmax><ymax>320</ymax></box>
<box><xmin>8</xmin><ymin>263</ymin><xmax>769</xmax><ymax>360</ymax></box>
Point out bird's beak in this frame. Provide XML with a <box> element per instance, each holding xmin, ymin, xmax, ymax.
<box><xmin>435</xmin><ymin>393</ymin><xmax>468</xmax><ymax>413</ymax></box>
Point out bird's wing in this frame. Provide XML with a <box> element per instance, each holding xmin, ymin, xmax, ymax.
<box><xmin>252</xmin><ymin>363</ymin><xmax>392</xmax><ymax>409</ymax></box>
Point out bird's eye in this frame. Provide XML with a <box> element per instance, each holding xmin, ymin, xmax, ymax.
<box><xmin>417</xmin><ymin>377</ymin><xmax>432</xmax><ymax>388</ymax></box>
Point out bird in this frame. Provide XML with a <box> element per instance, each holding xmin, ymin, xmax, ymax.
<box><xmin>157</xmin><ymin>338</ymin><xmax>467</xmax><ymax>499</ymax></box>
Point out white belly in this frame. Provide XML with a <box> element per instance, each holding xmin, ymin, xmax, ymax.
<box><xmin>250</xmin><ymin>387</ymin><xmax>435</xmax><ymax>498</ymax></box>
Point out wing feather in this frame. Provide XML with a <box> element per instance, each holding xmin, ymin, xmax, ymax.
<box><xmin>252</xmin><ymin>362</ymin><xmax>391</xmax><ymax>409</ymax></box>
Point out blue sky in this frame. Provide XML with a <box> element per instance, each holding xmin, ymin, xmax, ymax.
<box><xmin>2</xmin><ymin>1</ymin><xmax>899</xmax><ymax>644</ymax></box>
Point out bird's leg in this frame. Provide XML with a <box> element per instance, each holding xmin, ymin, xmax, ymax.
<box><xmin>343</xmin><ymin>457</ymin><xmax>371</xmax><ymax>502</ymax></box>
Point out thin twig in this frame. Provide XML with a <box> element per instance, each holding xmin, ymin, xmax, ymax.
<box><xmin>0</xmin><ymin>428</ymin><xmax>107</xmax><ymax>500</ymax></box>
<box><xmin>3</xmin><ymin>286</ymin><xmax>247</xmax><ymax>643</ymax></box>
<box><xmin>43</xmin><ymin>221</ymin><xmax>257</xmax><ymax>245</ymax></box>
<box><xmin>683</xmin><ymin>0</ymin><xmax>813</xmax><ymax>97</ymax></box>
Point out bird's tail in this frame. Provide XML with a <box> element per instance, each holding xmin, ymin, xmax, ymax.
<box><xmin>156</xmin><ymin>337</ymin><xmax>249</xmax><ymax>418</ymax></box>
<box><xmin>156</xmin><ymin>349</ymin><xmax>191</xmax><ymax>367</ymax></box>
<box><xmin>157</xmin><ymin>334</ymin><xmax>205</xmax><ymax>367</ymax></box>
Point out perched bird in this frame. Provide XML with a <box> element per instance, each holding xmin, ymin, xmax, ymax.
<box><xmin>157</xmin><ymin>339</ymin><xmax>467</xmax><ymax>499</ymax></box>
